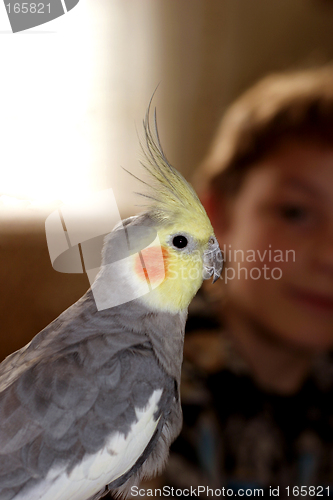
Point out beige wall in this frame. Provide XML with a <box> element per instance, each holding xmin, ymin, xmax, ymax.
<box><xmin>154</xmin><ymin>0</ymin><xmax>333</xmax><ymax>179</ymax></box>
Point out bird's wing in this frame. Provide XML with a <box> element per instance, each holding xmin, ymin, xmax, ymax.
<box><xmin>0</xmin><ymin>338</ymin><xmax>175</xmax><ymax>500</ymax></box>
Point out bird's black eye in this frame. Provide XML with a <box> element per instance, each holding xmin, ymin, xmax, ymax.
<box><xmin>172</xmin><ymin>235</ymin><xmax>188</xmax><ymax>249</ymax></box>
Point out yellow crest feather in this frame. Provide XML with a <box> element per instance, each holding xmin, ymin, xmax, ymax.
<box><xmin>134</xmin><ymin>104</ymin><xmax>210</xmax><ymax>227</ymax></box>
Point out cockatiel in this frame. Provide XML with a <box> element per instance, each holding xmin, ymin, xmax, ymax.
<box><xmin>0</xmin><ymin>107</ymin><xmax>223</xmax><ymax>500</ymax></box>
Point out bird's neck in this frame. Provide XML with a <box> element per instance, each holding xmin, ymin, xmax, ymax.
<box><xmin>75</xmin><ymin>289</ymin><xmax>188</xmax><ymax>380</ymax></box>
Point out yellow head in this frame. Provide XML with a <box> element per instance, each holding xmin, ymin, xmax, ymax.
<box><xmin>129</xmin><ymin>106</ymin><xmax>223</xmax><ymax>313</ymax></box>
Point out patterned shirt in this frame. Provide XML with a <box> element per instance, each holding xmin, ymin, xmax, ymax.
<box><xmin>161</xmin><ymin>293</ymin><xmax>333</xmax><ymax>498</ymax></box>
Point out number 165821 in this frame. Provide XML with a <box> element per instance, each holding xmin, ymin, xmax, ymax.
<box><xmin>6</xmin><ymin>3</ymin><xmax>51</xmax><ymax>14</ymax></box>
<box><xmin>285</xmin><ymin>486</ymin><xmax>330</xmax><ymax>496</ymax></box>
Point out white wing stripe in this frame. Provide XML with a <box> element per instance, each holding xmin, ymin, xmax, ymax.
<box><xmin>13</xmin><ymin>389</ymin><xmax>163</xmax><ymax>500</ymax></box>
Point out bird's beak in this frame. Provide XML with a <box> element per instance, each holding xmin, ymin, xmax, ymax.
<box><xmin>202</xmin><ymin>237</ymin><xmax>223</xmax><ymax>283</ymax></box>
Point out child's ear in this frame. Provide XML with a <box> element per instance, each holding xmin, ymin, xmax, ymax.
<box><xmin>201</xmin><ymin>190</ymin><xmax>230</xmax><ymax>239</ymax></box>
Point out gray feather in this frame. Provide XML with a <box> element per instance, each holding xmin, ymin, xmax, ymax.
<box><xmin>0</xmin><ymin>216</ymin><xmax>186</xmax><ymax>500</ymax></box>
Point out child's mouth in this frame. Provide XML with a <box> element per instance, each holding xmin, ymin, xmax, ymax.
<box><xmin>288</xmin><ymin>286</ymin><xmax>333</xmax><ymax>313</ymax></box>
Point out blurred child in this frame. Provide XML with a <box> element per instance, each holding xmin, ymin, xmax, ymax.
<box><xmin>163</xmin><ymin>67</ymin><xmax>333</xmax><ymax>497</ymax></box>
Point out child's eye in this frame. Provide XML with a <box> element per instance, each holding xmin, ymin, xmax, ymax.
<box><xmin>278</xmin><ymin>204</ymin><xmax>312</xmax><ymax>224</ymax></box>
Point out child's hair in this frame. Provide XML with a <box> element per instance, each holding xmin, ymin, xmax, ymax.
<box><xmin>195</xmin><ymin>66</ymin><xmax>333</xmax><ymax>197</ymax></box>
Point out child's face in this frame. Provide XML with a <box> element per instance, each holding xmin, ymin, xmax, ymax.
<box><xmin>215</xmin><ymin>138</ymin><xmax>333</xmax><ymax>350</ymax></box>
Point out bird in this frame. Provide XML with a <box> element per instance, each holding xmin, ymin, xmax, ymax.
<box><xmin>0</xmin><ymin>105</ymin><xmax>223</xmax><ymax>500</ymax></box>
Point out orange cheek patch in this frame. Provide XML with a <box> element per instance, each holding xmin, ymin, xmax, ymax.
<box><xmin>134</xmin><ymin>246</ymin><xmax>169</xmax><ymax>286</ymax></box>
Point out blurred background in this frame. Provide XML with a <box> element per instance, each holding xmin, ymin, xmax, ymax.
<box><xmin>2</xmin><ymin>0</ymin><xmax>333</xmax><ymax>360</ymax></box>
